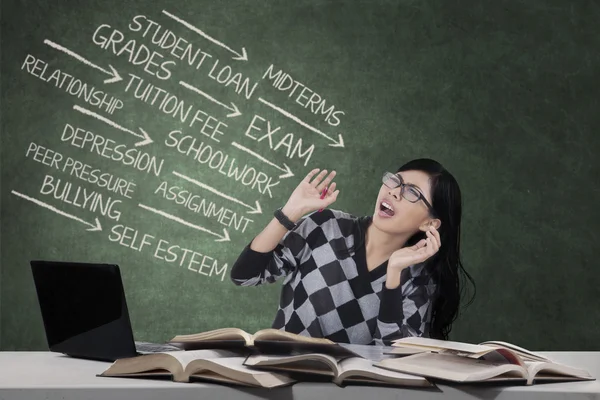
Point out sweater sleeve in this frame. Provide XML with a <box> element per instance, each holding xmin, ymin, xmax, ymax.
<box><xmin>372</xmin><ymin>266</ymin><xmax>437</xmax><ymax>346</ymax></box>
<box><xmin>230</xmin><ymin>214</ymin><xmax>313</xmax><ymax>286</ymax></box>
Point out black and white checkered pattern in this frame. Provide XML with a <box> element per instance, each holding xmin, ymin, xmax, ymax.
<box><xmin>230</xmin><ymin>209</ymin><xmax>437</xmax><ymax>346</ymax></box>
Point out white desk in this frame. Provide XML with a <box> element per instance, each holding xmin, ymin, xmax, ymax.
<box><xmin>0</xmin><ymin>351</ymin><xmax>599</xmax><ymax>400</ymax></box>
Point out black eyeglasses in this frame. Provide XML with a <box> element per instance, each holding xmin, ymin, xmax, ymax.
<box><xmin>382</xmin><ymin>172</ymin><xmax>435</xmax><ymax>214</ymax></box>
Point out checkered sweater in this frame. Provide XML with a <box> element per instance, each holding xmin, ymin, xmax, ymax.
<box><xmin>230</xmin><ymin>209</ymin><xmax>437</xmax><ymax>346</ymax></box>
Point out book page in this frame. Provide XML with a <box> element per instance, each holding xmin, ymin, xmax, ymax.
<box><xmin>338</xmin><ymin>343</ymin><xmax>396</xmax><ymax>362</ymax></box>
<box><xmin>479</xmin><ymin>341</ymin><xmax>550</xmax><ymax>362</ymax></box>
<box><xmin>165</xmin><ymin>349</ymin><xmax>244</xmax><ymax>369</ymax></box>
<box><xmin>187</xmin><ymin>357</ymin><xmax>296</xmax><ymax>388</ymax></box>
<box><xmin>170</xmin><ymin>328</ymin><xmax>251</xmax><ymax>343</ymax></box>
<box><xmin>377</xmin><ymin>352</ymin><xmax>527</xmax><ymax>382</ymax></box>
<box><xmin>386</xmin><ymin>347</ymin><xmax>431</xmax><ymax>356</ymax></box>
<box><xmin>100</xmin><ymin>353</ymin><xmax>179</xmax><ymax>377</ymax></box>
<box><xmin>244</xmin><ymin>353</ymin><xmax>340</xmax><ymax>375</ymax></box>
<box><xmin>338</xmin><ymin>357</ymin><xmax>429</xmax><ymax>384</ymax></box>
<box><xmin>253</xmin><ymin>328</ymin><xmax>334</xmax><ymax>344</ymax></box>
<box><xmin>393</xmin><ymin>337</ymin><xmax>493</xmax><ymax>354</ymax></box>
<box><xmin>467</xmin><ymin>348</ymin><xmax>525</xmax><ymax>367</ymax></box>
<box><xmin>190</xmin><ymin>356</ymin><xmax>263</xmax><ymax>373</ymax></box>
<box><xmin>190</xmin><ymin>370</ymin><xmax>255</xmax><ymax>387</ymax></box>
<box><xmin>525</xmin><ymin>361</ymin><xmax>593</xmax><ymax>383</ymax></box>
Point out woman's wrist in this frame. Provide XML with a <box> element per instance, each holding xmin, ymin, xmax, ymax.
<box><xmin>385</xmin><ymin>268</ymin><xmax>402</xmax><ymax>289</ymax></box>
<box><xmin>281</xmin><ymin>204</ymin><xmax>304</xmax><ymax>223</ymax></box>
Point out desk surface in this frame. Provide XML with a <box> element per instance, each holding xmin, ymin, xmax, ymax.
<box><xmin>0</xmin><ymin>351</ymin><xmax>599</xmax><ymax>400</ymax></box>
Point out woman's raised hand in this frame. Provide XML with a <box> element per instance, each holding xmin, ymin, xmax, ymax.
<box><xmin>282</xmin><ymin>168</ymin><xmax>339</xmax><ymax>221</ymax></box>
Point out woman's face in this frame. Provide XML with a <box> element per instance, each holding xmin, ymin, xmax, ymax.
<box><xmin>373</xmin><ymin>170</ymin><xmax>438</xmax><ymax>234</ymax></box>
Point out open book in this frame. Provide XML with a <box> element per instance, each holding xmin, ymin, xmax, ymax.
<box><xmin>169</xmin><ymin>328</ymin><xmax>357</xmax><ymax>357</ymax></box>
<box><xmin>390</xmin><ymin>337</ymin><xmax>550</xmax><ymax>362</ymax></box>
<box><xmin>376</xmin><ymin>351</ymin><xmax>594</xmax><ymax>386</ymax></box>
<box><xmin>98</xmin><ymin>349</ymin><xmax>295</xmax><ymax>388</ymax></box>
<box><xmin>243</xmin><ymin>352</ymin><xmax>433</xmax><ymax>388</ymax></box>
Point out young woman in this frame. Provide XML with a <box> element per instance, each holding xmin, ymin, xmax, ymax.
<box><xmin>230</xmin><ymin>158</ymin><xmax>475</xmax><ymax>345</ymax></box>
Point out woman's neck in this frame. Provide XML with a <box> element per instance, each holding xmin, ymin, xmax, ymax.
<box><xmin>365</xmin><ymin>219</ymin><xmax>413</xmax><ymax>261</ymax></box>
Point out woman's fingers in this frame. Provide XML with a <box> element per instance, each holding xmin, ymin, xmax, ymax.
<box><xmin>429</xmin><ymin>226</ymin><xmax>441</xmax><ymax>248</ymax></box>
<box><xmin>316</xmin><ymin>170</ymin><xmax>336</xmax><ymax>192</ymax></box>
<box><xmin>327</xmin><ymin>182</ymin><xmax>337</xmax><ymax>195</ymax></box>
<box><xmin>304</xmin><ymin>168</ymin><xmax>321</xmax><ymax>183</ymax></box>
<box><xmin>310</xmin><ymin>169</ymin><xmax>329</xmax><ymax>187</ymax></box>
<box><xmin>326</xmin><ymin>190</ymin><xmax>340</xmax><ymax>204</ymax></box>
<box><xmin>323</xmin><ymin>182</ymin><xmax>337</xmax><ymax>202</ymax></box>
<box><xmin>420</xmin><ymin>235</ymin><xmax>432</xmax><ymax>258</ymax></box>
<box><xmin>426</xmin><ymin>229</ymin><xmax>440</xmax><ymax>252</ymax></box>
<box><xmin>412</xmin><ymin>239</ymin><xmax>427</xmax><ymax>250</ymax></box>
<box><xmin>425</xmin><ymin>231</ymin><xmax>433</xmax><ymax>251</ymax></box>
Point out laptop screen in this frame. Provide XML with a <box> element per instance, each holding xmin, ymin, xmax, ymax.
<box><xmin>30</xmin><ymin>261</ymin><xmax>132</xmax><ymax>357</ymax></box>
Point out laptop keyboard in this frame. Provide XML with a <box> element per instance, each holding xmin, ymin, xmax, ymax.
<box><xmin>135</xmin><ymin>341</ymin><xmax>183</xmax><ymax>354</ymax></box>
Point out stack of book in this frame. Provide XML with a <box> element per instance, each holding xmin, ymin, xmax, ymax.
<box><xmin>378</xmin><ymin>337</ymin><xmax>594</xmax><ymax>386</ymax></box>
<box><xmin>98</xmin><ymin>327</ymin><xmax>594</xmax><ymax>389</ymax></box>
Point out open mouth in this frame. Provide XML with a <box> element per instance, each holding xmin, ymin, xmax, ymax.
<box><xmin>379</xmin><ymin>200</ymin><xmax>395</xmax><ymax>217</ymax></box>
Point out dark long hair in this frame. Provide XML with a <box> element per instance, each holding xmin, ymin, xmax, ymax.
<box><xmin>356</xmin><ymin>158</ymin><xmax>476</xmax><ymax>340</ymax></box>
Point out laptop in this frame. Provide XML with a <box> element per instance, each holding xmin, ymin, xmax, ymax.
<box><xmin>30</xmin><ymin>260</ymin><xmax>182</xmax><ymax>362</ymax></box>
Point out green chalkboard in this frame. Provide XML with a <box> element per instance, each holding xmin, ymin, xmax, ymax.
<box><xmin>2</xmin><ymin>0</ymin><xmax>599</xmax><ymax>351</ymax></box>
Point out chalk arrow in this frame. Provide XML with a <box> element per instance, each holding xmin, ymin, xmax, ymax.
<box><xmin>179</xmin><ymin>81</ymin><xmax>241</xmax><ymax>118</ymax></box>
<box><xmin>138</xmin><ymin>203</ymin><xmax>230</xmax><ymax>242</ymax></box>
<box><xmin>162</xmin><ymin>10</ymin><xmax>248</xmax><ymax>61</ymax></box>
<box><xmin>257</xmin><ymin>97</ymin><xmax>345</xmax><ymax>148</ymax></box>
<box><xmin>172</xmin><ymin>171</ymin><xmax>262</xmax><ymax>214</ymax></box>
<box><xmin>11</xmin><ymin>190</ymin><xmax>102</xmax><ymax>232</ymax></box>
<box><xmin>44</xmin><ymin>39</ymin><xmax>122</xmax><ymax>84</ymax></box>
<box><xmin>73</xmin><ymin>105</ymin><xmax>153</xmax><ymax>146</ymax></box>
<box><xmin>230</xmin><ymin>142</ymin><xmax>293</xmax><ymax>179</ymax></box>
<box><xmin>331</xmin><ymin>134</ymin><xmax>344</xmax><ymax>148</ymax></box>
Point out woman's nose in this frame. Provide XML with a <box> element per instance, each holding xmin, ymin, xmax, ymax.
<box><xmin>388</xmin><ymin>189</ymin><xmax>401</xmax><ymax>200</ymax></box>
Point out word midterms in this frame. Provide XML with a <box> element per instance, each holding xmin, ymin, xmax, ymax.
<box><xmin>165</xmin><ymin>131</ymin><xmax>280</xmax><ymax>198</ymax></box>
<box><xmin>109</xmin><ymin>224</ymin><xmax>228</xmax><ymax>280</ymax></box>
<box><xmin>262</xmin><ymin>64</ymin><xmax>344</xmax><ymax>127</ymax></box>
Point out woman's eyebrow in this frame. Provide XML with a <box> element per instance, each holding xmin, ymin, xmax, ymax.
<box><xmin>396</xmin><ymin>173</ymin><xmax>424</xmax><ymax>193</ymax></box>
<box><xmin>410</xmin><ymin>184</ymin><xmax>424</xmax><ymax>194</ymax></box>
